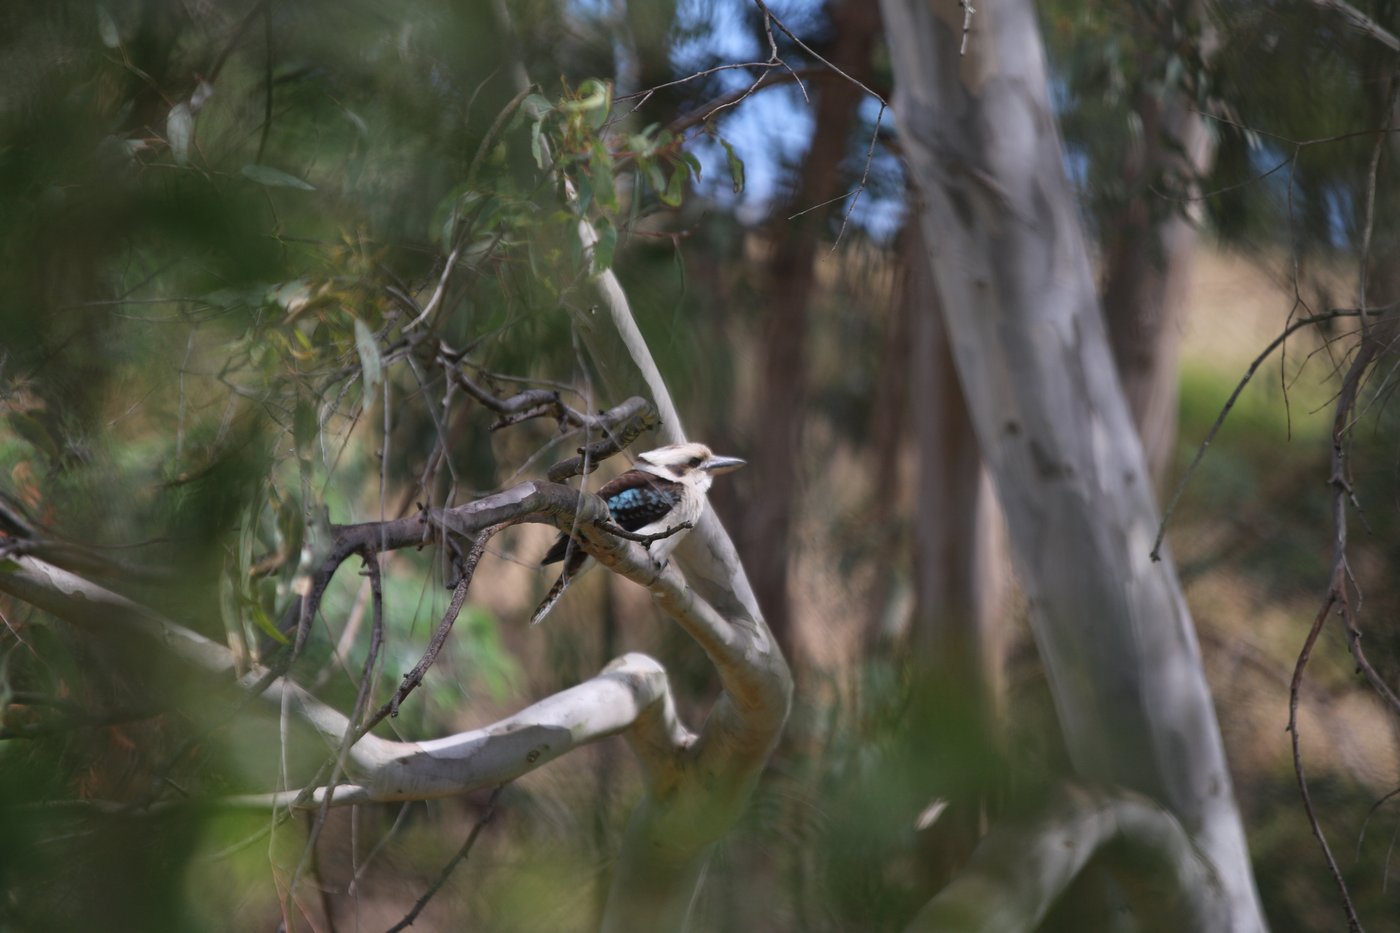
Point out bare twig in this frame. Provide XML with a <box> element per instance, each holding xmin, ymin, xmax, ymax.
<box><xmin>1286</xmin><ymin>295</ymin><xmax>1399</xmax><ymax>931</ymax></box>
<box><xmin>595</xmin><ymin>520</ymin><xmax>692</xmax><ymax>547</ymax></box>
<box><xmin>1287</xmin><ymin>587</ymin><xmax>1362</xmax><ymax>933</ymax></box>
<box><xmin>402</xmin><ymin>243</ymin><xmax>462</xmax><ymax>331</ymax></box>
<box><xmin>385</xmin><ymin>785</ymin><xmax>505</xmax><ymax>933</ymax></box>
<box><xmin>750</xmin><ymin>0</ymin><xmax>888</xmax><ymax>108</ymax></box>
<box><xmin>1152</xmin><ymin>308</ymin><xmax>1387</xmax><ymax>560</ymax></box>
<box><xmin>289</xmin><ymin>553</ymin><xmax>387</xmax><ymax>908</ymax></box>
<box><xmin>1357</xmin><ymin>786</ymin><xmax>1400</xmax><ymax>859</ymax></box>
<box><xmin>959</xmin><ymin>1</ymin><xmax>975</xmax><ymax>55</ymax></box>
<box><xmin>1357</xmin><ymin>75</ymin><xmax>1400</xmax><ymax>339</ymax></box>
<box><xmin>663</xmin><ymin>67</ymin><xmax>826</xmax><ymax>136</ymax></box>
<box><xmin>545</xmin><ymin>403</ymin><xmax>657</xmax><ymax>481</ymax></box>
<box><xmin>832</xmin><ymin>101</ymin><xmax>886</xmax><ymax>248</ymax></box>
<box><xmin>360</xmin><ymin>525</ymin><xmax>499</xmax><ymax>735</ymax></box>
<box><xmin>450</xmin><ymin>365</ymin><xmax>656</xmax><ymax>456</ymax></box>
<box><xmin>1306</xmin><ymin>0</ymin><xmax>1400</xmax><ymax>53</ymax></box>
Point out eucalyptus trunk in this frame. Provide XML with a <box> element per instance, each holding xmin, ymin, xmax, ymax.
<box><xmin>878</xmin><ymin>0</ymin><xmax>1266</xmax><ymax>928</ymax></box>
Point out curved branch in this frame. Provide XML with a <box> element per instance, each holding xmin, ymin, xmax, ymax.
<box><xmin>0</xmin><ymin>478</ymin><xmax>755</xmax><ymax>806</ymax></box>
<box><xmin>904</xmin><ymin>785</ymin><xmax>1228</xmax><ymax>933</ymax></box>
<box><xmin>220</xmin><ymin>652</ymin><xmax>690</xmax><ymax>807</ymax></box>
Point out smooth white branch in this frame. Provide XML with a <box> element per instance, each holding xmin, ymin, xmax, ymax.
<box><xmin>0</xmin><ymin>477</ymin><xmax>761</xmax><ymax>811</ymax></box>
<box><xmin>225</xmin><ymin>653</ymin><xmax>690</xmax><ymax>807</ymax></box>
<box><xmin>905</xmin><ymin>785</ymin><xmax>1228</xmax><ymax>933</ymax></box>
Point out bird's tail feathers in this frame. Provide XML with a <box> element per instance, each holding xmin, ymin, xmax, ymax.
<box><xmin>529</xmin><ymin>575</ymin><xmax>569</xmax><ymax>626</ymax></box>
<box><xmin>529</xmin><ymin>552</ymin><xmax>590</xmax><ymax>626</ymax></box>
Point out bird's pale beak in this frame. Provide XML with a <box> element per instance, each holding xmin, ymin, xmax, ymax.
<box><xmin>700</xmin><ymin>455</ymin><xmax>746</xmax><ymax>475</ymax></box>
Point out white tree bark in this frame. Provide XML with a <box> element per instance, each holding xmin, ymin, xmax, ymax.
<box><xmin>904</xmin><ymin>785</ymin><xmax>1228</xmax><ymax>933</ymax></box>
<box><xmin>573</xmin><ymin>214</ymin><xmax>792</xmax><ymax>933</ymax></box>
<box><xmin>0</xmin><ymin>491</ymin><xmax>699</xmax><ymax>803</ymax></box>
<box><xmin>877</xmin><ymin>0</ymin><xmax>1267</xmax><ymax>928</ymax></box>
<box><xmin>1</xmin><ymin>457</ymin><xmax>789</xmax><ymax>931</ymax></box>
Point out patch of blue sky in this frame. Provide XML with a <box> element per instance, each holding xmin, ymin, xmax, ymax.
<box><xmin>687</xmin><ymin>83</ymin><xmax>817</xmax><ymax>222</ymax></box>
<box><xmin>673</xmin><ymin>0</ymin><xmax>759</xmax><ymax>68</ymax></box>
<box><xmin>570</xmin><ymin>0</ymin><xmax>900</xmax><ymax>239</ymax></box>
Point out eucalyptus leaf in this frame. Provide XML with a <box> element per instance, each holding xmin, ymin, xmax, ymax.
<box><xmin>249</xmin><ymin>604</ymin><xmax>289</xmax><ymax>645</ymax></box>
<box><xmin>96</xmin><ymin>6</ymin><xmax>119</xmax><ymax>47</ymax></box>
<box><xmin>521</xmin><ymin>93</ymin><xmax>553</xmax><ymax>121</ymax></box>
<box><xmin>167</xmin><ymin>102</ymin><xmax>192</xmax><ymax>166</ymax></box>
<box><xmin>590</xmin><ymin>216</ymin><xmax>617</xmax><ymax>275</ymax></box>
<box><xmin>721</xmin><ymin>138</ymin><xmax>745</xmax><ymax>194</ymax></box>
<box><xmin>661</xmin><ymin>165</ymin><xmax>686</xmax><ymax>207</ymax></box>
<box><xmin>354</xmin><ymin>318</ymin><xmax>383</xmax><ymax>398</ymax></box>
<box><xmin>241</xmin><ymin>164</ymin><xmax>316</xmax><ymax>190</ymax></box>
<box><xmin>190</xmin><ymin>80</ymin><xmax>214</xmax><ymax>114</ymax></box>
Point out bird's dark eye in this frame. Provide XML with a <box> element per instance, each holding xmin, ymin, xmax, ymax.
<box><xmin>688</xmin><ymin>455</ymin><xmax>705</xmax><ymax>468</ymax></box>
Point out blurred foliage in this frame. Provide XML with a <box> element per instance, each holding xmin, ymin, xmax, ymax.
<box><xmin>0</xmin><ymin>0</ymin><xmax>747</xmax><ymax>927</ymax></box>
<box><xmin>1043</xmin><ymin>0</ymin><xmax>1219</xmax><ymax>232</ymax></box>
<box><xmin>1</xmin><ymin>0</ymin><xmax>1399</xmax><ymax>931</ymax></box>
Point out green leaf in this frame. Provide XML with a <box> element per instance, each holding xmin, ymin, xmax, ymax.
<box><xmin>0</xmin><ymin>559</ymin><xmax>21</xmax><ymax>574</ymax></box>
<box><xmin>579</xmin><ymin>78</ymin><xmax>612</xmax><ymax>130</ymax></box>
<box><xmin>721</xmin><ymin>138</ymin><xmax>745</xmax><ymax>194</ymax></box>
<box><xmin>592</xmin><ymin>142</ymin><xmax>617</xmax><ymax>211</ymax></box>
<box><xmin>645</xmin><ymin>161</ymin><xmax>667</xmax><ymax>199</ymax></box>
<box><xmin>241</xmin><ymin>164</ymin><xmax>316</xmax><ymax>190</ymax></box>
<box><xmin>218</xmin><ymin>565</ymin><xmax>240</xmax><ymax>650</ymax></box>
<box><xmin>530</xmin><ymin>120</ymin><xmax>546</xmax><ymax>169</ymax></box>
<box><xmin>660</xmin><ymin>164</ymin><xmax>687</xmax><ymax>207</ymax></box>
<box><xmin>520</xmin><ymin>93</ymin><xmax>553</xmax><ymax>121</ymax></box>
<box><xmin>268</xmin><ymin>278</ymin><xmax>313</xmax><ymax>315</ymax></box>
<box><xmin>97</xmin><ymin>6</ymin><xmax>120</xmax><ymax>48</ymax></box>
<box><xmin>249</xmin><ymin>604</ymin><xmax>288</xmax><ymax>645</ymax></box>
<box><xmin>167</xmin><ymin>102</ymin><xmax>192</xmax><ymax>166</ymax></box>
<box><xmin>574</xmin><ymin>172</ymin><xmax>594</xmax><ymax>215</ymax></box>
<box><xmin>190</xmin><ymin>80</ymin><xmax>214</xmax><ymax>113</ymax></box>
<box><xmin>354</xmin><ymin>318</ymin><xmax>383</xmax><ymax>402</ymax></box>
<box><xmin>343</xmin><ymin>107</ymin><xmax>369</xmax><ymax>137</ymax></box>
<box><xmin>590</xmin><ymin>217</ymin><xmax>617</xmax><ymax>275</ymax></box>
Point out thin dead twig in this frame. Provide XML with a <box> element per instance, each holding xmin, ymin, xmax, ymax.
<box><xmin>1152</xmin><ymin>308</ymin><xmax>1388</xmax><ymax>560</ymax></box>
<box><xmin>358</xmin><ymin>525</ymin><xmax>500</xmax><ymax>737</ymax></box>
<box><xmin>385</xmin><ymin>785</ymin><xmax>505</xmax><ymax>933</ymax></box>
<box><xmin>545</xmin><ymin>402</ymin><xmax>657</xmax><ymax>481</ymax></box>
<box><xmin>1288</xmin><ymin>585</ymin><xmax>1362</xmax><ymax>933</ymax></box>
<box><xmin>289</xmin><ymin>553</ymin><xmax>387</xmax><ymax>907</ymax></box>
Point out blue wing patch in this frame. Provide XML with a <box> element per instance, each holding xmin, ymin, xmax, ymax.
<box><xmin>541</xmin><ymin>470</ymin><xmax>684</xmax><ymax>565</ymax></box>
<box><xmin>601</xmin><ymin>472</ymin><xmax>683</xmax><ymax>532</ymax></box>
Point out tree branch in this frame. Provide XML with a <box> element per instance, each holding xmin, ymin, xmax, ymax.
<box><xmin>904</xmin><ymin>785</ymin><xmax>1228</xmax><ymax>932</ymax></box>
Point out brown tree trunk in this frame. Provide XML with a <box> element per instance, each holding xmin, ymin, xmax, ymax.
<box><xmin>1102</xmin><ymin>82</ymin><xmax>1215</xmax><ymax>489</ymax></box>
<box><xmin>745</xmin><ymin>0</ymin><xmax>881</xmax><ymax>659</ymax></box>
<box><xmin>907</xmin><ymin>221</ymin><xmax>1006</xmax><ymax>698</ymax></box>
<box><xmin>904</xmin><ymin>217</ymin><xmax>1010</xmax><ymax>888</ymax></box>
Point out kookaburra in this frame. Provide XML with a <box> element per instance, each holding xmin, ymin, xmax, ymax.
<box><xmin>531</xmin><ymin>442</ymin><xmax>745</xmax><ymax>625</ymax></box>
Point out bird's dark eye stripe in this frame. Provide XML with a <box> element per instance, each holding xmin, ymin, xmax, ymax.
<box><xmin>688</xmin><ymin>455</ymin><xmax>704</xmax><ymax>467</ymax></box>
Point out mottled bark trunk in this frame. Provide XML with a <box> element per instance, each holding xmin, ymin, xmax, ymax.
<box><xmin>746</xmin><ymin>0</ymin><xmax>881</xmax><ymax>658</ymax></box>
<box><xmin>878</xmin><ymin>0</ymin><xmax>1266</xmax><ymax>928</ymax></box>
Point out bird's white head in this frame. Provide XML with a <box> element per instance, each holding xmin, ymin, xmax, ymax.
<box><xmin>635</xmin><ymin>442</ymin><xmax>745</xmax><ymax>491</ymax></box>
